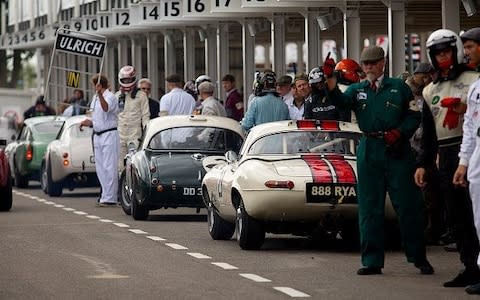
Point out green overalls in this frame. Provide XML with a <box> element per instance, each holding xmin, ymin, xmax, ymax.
<box><xmin>328</xmin><ymin>77</ymin><xmax>425</xmax><ymax>268</ymax></box>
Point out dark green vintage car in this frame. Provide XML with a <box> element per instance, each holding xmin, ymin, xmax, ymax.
<box><xmin>5</xmin><ymin>116</ymin><xmax>66</xmax><ymax>188</ymax></box>
<box><xmin>120</xmin><ymin>115</ymin><xmax>244</xmax><ymax>220</ymax></box>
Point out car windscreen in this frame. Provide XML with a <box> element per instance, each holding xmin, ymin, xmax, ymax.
<box><xmin>148</xmin><ymin>126</ymin><xmax>243</xmax><ymax>152</ymax></box>
<box><xmin>69</xmin><ymin>124</ymin><xmax>93</xmax><ymax>138</ymax></box>
<box><xmin>32</xmin><ymin>121</ymin><xmax>65</xmax><ymax>139</ymax></box>
<box><xmin>248</xmin><ymin>130</ymin><xmax>360</xmax><ymax>155</ymax></box>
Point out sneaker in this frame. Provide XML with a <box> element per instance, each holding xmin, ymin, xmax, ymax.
<box><xmin>444</xmin><ymin>269</ymin><xmax>480</xmax><ymax>287</ymax></box>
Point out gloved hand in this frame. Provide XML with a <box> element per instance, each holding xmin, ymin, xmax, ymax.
<box><xmin>384</xmin><ymin>129</ymin><xmax>401</xmax><ymax>145</ymax></box>
<box><xmin>440</xmin><ymin>97</ymin><xmax>461</xmax><ymax>129</ymax></box>
<box><xmin>323</xmin><ymin>53</ymin><xmax>336</xmax><ymax>78</ymax></box>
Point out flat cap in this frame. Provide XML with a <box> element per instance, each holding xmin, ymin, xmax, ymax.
<box><xmin>414</xmin><ymin>62</ymin><xmax>434</xmax><ymax>74</ymax></box>
<box><xmin>166</xmin><ymin>74</ymin><xmax>182</xmax><ymax>83</ymax></box>
<box><xmin>198</xmin><ymin>81</ymin><xmax>215</xmax><ymax>94</ymax></box>
<box><xmin>276</xmin><ymin>75</ymin><xmax>293</xmax><ymax>86</ymax></box>
<box><xmin>461</xmin><ymin>27</ymin><xmax>480</xmax><ymax>43</ymax></box>
<box><xmin>360</xmin><ymin>46</ymin><xmax>385</xmax><ymax>62</ymax></box>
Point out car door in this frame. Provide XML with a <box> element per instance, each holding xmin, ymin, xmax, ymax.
<box><xmin>14</xmin><ymin>125</ymin><xmax>29</xmax><ymax>173</ymax></box>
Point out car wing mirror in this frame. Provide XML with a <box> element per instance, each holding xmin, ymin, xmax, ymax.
<box><xmin>225</xmin><ymin>150</ymin><xmax>238</xmax><ymax>163</ymax></box>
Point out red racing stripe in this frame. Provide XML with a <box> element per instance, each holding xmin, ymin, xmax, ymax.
<box><xmin>328</xmin><ymin>158</ymin><xmax>357</xmax><ymax>184</ymax></box>
<box><xmin>301</xmin><ymin>155</ymin><xmax>333</xmax><ymax>183</ymax></box>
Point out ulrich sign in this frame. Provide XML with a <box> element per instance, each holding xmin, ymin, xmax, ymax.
<box><xmin>55</xmin><ymin>33</ymin><xmax>105</xmax><ymax>58</ymax></box>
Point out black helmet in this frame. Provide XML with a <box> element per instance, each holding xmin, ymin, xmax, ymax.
<box><xmin>258</xmin><ymin>71</ymin><xmax>277</xmax><ymax>93</ymax></box>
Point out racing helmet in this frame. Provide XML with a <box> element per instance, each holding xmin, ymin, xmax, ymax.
<box><xmin>195</xmin><ymin>74</ymin><xmax>212</xmax><ymax>92</ymax></box>
<box><xmin>118</xmin><ymin>65</ymin><xmax>137</xmax><ymax>91</ymax></box>
<box><xmin>258</xmin><ymin>71</ymin><xmax>277</xmax><ymax>93</ymax></box>
<box><xmin>426</xmin><ymin>29</ymin><xmax>463</xmax><ymax>69</ymax></box>
<box><xmin>335</xmin><ymin>59</ymin><xmax>362</xmax><ymax>84</ymax></box>
<box><xmin>308</xmin><ymin>67</ymin><xmax>325</xmax><ymax>84</ymax></box>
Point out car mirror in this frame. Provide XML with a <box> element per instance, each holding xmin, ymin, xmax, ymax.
<box><xmin>225</xmin><ymin>150</ymin><xmax>238</xmax><ymax>163</ymax></box>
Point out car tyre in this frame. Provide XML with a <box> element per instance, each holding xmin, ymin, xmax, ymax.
<box><xmin>235</xmin><ymin>201</ymin><xmax>265</xmax><ymax>250</ymax></box>
<box><xmin>14</xmin><ymin>161</ymin><xmax>28</xmax><ymax>188</ymax></box>
<box><xmin>205</xmin><ymin>190</ymin><xmax>234</xmax><ymax>240</ymax></box>
<box><xmin>119</xmin><ymin>169</ymin><xmax>131</xmax><ymax>215</ymax></box>
<box><xmin>47</xmin><ymin>160</ymin><xmax>62</xmax><ymax>197</ymax></box>
<box><xmin>0</xmin><ymin>171</ymin><xmax>13</xmax><ymax>211</ymax></box>
<box><xmin>131</xmin><ymin>192</ymin><xmax>149</xmax><ymax>220</ymax></box>
<box><xmin>40</xmin><ymin>162</ymin><xmax>48</xmax><ymax>194</ymax></box>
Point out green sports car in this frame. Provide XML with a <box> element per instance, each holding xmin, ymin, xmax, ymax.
<box><xmin>5</xmin><ymin>116</ymin><xmax>66</xmax><ymax>188</ymax></box>
<box><xmin>120</xmin><ymin>115</ymin><xmax>244</xmax><ymax>220</ymax></box>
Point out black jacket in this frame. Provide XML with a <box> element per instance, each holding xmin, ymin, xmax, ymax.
<box><xmin>304</xmin><ymin>88</ymin><xmax>351</xmax><ymax>121</ymax></box>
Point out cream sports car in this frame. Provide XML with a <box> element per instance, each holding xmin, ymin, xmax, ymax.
<box><xmin>41</xmin><ymin>115</ymin><xmax>99</xmax><ymax>197</ymax></box>
<box><xmin>202</xmin><ymin>120</ymin><xmax>382</xmax><ymax>250</ymax></box>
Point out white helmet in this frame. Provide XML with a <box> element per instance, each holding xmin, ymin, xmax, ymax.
<box><xmin>195</xmin><ymin>74</ymin><xmax>212</xmax><ymax>92</ymax></box>
<box><xmin>118</xmin><ymin>65</ymin><xmax>137</xmax><ymax>91</ymax></box>
<box><xmin>426</xmin><ymin>29</ymin><xmax>463</xmax><ymax>69</ymax></box>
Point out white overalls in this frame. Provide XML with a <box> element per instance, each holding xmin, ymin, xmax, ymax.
<box><xmin>90</xmin><ymin>90</ymin><xmax>120</xmax><ymax>204</ymax></box>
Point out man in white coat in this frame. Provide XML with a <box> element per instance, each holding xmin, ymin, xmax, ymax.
<box><xmin>80</xmin><ymin>75</ymin><xmax>120</xmax><ymax>206</ymax></box>
<box><xmin>453</xmin><ymin>27</ymin><xmax>480</xmax><ymax>295</ymax></box>
<box><xmin>198</xmin><ymin>81</ymin><xmax>227</xmax><ymax>116</ymax></box>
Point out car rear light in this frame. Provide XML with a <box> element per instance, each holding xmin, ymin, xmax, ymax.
<box><xmin>319</xmin><ymin>120</ymin><xmax>340</xmax><ymax>131</ymax></box>
<box><xmin>26</xmin><ymin>144</ymin><xmax>33</xmax><ymax>161</ymax></box>
<box><xmin>63</xmin><ymin>152</ymin><xmax>68</xmax><ymax>158</ymax></box>
<box><xmin>296</xmin><ymin>120</ymin><xmax>317</xmax><ymax>129</ymax></box>
<box><xmin>265</xmin><ymin>180</ymin><xmax>294</xmax><ymax>190</ymax></box>
<box><xmin>63</xmin><ymin>159</ymin><xmax>69</xmax><ymax>166</ymax></box>
<box><xmin>156</xmin><ymin>185</ymin><xmax>164</xmax><ymax>192</ymax></box>
<box><xmin>151</xmin><ymin>177</ymin><xmax>158</xmax><ymax>185</ymax></box>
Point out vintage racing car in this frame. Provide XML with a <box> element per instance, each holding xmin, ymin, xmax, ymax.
<box><xmin>5</xmin><ymin>116</ymin><xmax>66</xmax><ymax>188</ymax></box>
<box><xmin>0</xmin><ymin>139</ymin><xmax>12</xmax><ymax>211</ymax></box>
<box><xmin>41</xmin><ymin>115</ymin><xmax>99</xmax><ymax>196</ymax></box>
<box><xmin>120</xmin><ymin>115</ymin><xmax>244</xmax><ymax>220</ymax></box>
<box><xmin>202</xmin><ymin>119</ymin><xmax>393</xmax><ymax>250</ymax></box>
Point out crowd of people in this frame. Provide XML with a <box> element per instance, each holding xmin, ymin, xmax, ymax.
<box><xmin>22</xmin><ymin>25</ymin><xmax>480</xmax><ymax>295</ymax></box>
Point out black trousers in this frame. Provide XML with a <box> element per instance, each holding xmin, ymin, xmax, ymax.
<box><xmin>439</xmin><ymin>144</ymin><xmax>479</xmax><ymax>269</ymax></box>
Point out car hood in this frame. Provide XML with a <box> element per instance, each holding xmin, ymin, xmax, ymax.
<box><xmin>150</xmin><ymin>152</ymin><xmax>212</xmax><ymax>185</ymax></box>
<box><xmin>273</xmin><ymin>155</ymin><xmax>357</xmax><ymax>184</ymax></box>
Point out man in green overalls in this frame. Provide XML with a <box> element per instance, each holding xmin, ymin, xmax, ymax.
<box><xmin>324</xmin><ymin>46</ymin><xmax>434</xmax><ymax>275</ymax></box>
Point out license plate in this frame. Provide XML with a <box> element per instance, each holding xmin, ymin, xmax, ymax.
<box><xmin>306</xmin><ymin>183</ymin><xmax>356</xmax><ymax>204</ymax></box>
<box><xmin>90</xmin><ymin>155</ymin><xmax>95</xmax><ymax>163</ymax></box>
<box><xmin>182</xmin><ymin>187</ymin><xmax>202</xmax><ymax>196</ymax></box>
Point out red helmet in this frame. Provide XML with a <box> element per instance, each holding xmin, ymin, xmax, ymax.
<box><xmin>335</xmin><ymin>59</ymin><xmax>362</xmax><ymax>84</ymax></box>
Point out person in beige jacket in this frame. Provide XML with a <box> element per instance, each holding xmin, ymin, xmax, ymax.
<box><xmin>115</xmin><ymin>65</ymin><xmax>150</xmax><ymax>172</ymax></box>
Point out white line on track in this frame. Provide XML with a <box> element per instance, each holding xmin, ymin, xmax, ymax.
<box><xmin>86</xmin><ymin>215</ymin><xmax>100</xmax><ymax>219</ymax></box>
<box><xmin>30</xmin><ymin>196</ymin><xmax>40</xmax><ymax>200</ymax></box>
<box><xmin>146</xmin><ymin>236</ymin><xmax>166</xmax><ymax>241</ymax></box>
<box><xmin>165</xmin><ymin>243</ymin><xmax>188</xmax><ymax>250</ymax></box>
<box><xmin>44</xmin><ymin>201</ymin><xmax>55</xmax><ymax>205</ymax></box>
<box><xmin>113</xmin><ymin>222</ymin><xmax>130</xmax><ymax>228</ymax></box>
<box><xmin>186</xmin><ymin>252</ymin><xmax>211</xmax><ymax>259</ymax></box>
<box><xmin>128</xmin><ymin>229</ymin><xmax>148</xmax><ymax>234</ymax></box>
<box><xmin>273</xmin><ymin>287</ymin><xmax>311</xmax><ymax>298</ymax></box>
<box><xmin>73</xmin><ymin>211</ymin><xmax>87</xmax><ymax>215</ymax></box>
<box><xmin>99</xmin><ymin>219</ymin><xmax>114</xmax><ymax>223</ymax></box>
<box><xmin>239</xmin><ymin>273</ymin><xmax>272</xmax><ymax>283</ymax></box>
<box><xmin>62</xmin><ymin>207</ymin><xmax>75</xmax><ymax>211</ymax></box>
<box><xmin>211</xmin><ymin>262</ymin><xmax>239</xmax><ymax>270</ymax></box>
<box><xmin>54</xmin><ymin>204</ymin><xmax>65</xmax><ymax>208</ymax></box>
<box><xmin>38</xmin><ymin>199</ymin><xmax>47</xmax><ymax>203</ymax></box>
